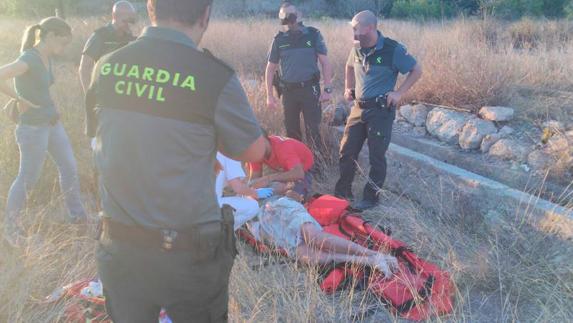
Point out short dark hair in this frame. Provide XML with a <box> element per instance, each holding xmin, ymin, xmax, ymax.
<box><xmin>147</xmin><ymin>0</ymin><xmax>213</xmax><ymax>26</ymax></box>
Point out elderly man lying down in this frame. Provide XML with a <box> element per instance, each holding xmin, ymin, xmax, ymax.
<box><xmin>216</xmin><ymin>153</ymin><xmax>398</xmax><ymax>277</ymax></box>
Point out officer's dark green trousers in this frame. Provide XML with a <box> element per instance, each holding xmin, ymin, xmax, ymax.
<box><xmin>282</xmin><ymin>83</ymin><xmax>324</xmax><ymax>155</ymax></box>
<box><xmin>335</xmin><ymin>105</ymin><xmax>396</xmax><ymax>202</ymax></box>
<box><xmin>96</xmin><ymin>220</ymin><xmax>237</xmax><ymax>323</ymax></box>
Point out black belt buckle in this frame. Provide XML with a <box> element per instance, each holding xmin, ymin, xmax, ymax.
<box><xmin>161</xmin><ymin>229</ymin><xmax>178</xmax><ymax>251</ymax></box>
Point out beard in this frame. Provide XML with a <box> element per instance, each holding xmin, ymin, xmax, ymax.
<box><xmin>354</xmin><ymin>34</ymin><xmax>371</xmax><ymax>48</ymax></box>
<box><xmin>281</xmin><ymin>13</ymin><xmax>297</xmax><ymax>26</ymax></box>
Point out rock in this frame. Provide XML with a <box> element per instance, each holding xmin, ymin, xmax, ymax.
<box><xmin>498</xmin><ymin>126</ymin><xmax>514</xmax><ymax>137</ymax></box>
<box><xmin>480</xmin><ymin>134</ymin><xmax>501</xmax><ymax>153</ymax></box>
<box><xmin>529</xmin><ymin>133</ymin><xmax>573</xmax><ymax>175</ymax></box>
<box><xmin>412</xmin><ymin>126</ymin><xmax>427</xmax><ymax>137</ymax></box>
<box><xmin>527</xmin><ymin>150</ymin><xmax>553</xmax><ymax>171</ymax></box>
<box><xmin>426</xmin><ymin>108</ymin><xmax>472</xmax><ymax>144</ymax></box>
<box><xmin>545</xmin><ymin>135</ymin><xmax>569</xmax><ymax>154</ymax></box>
<box><xmin>395</xmin><ymin>109</ymin><xmax>406</xmax><ymax>122</ymax></box>
<box><xmin>399</xmin><ymin>104</ymin><xmax>429</xmax><ymax>127</ymax></box>
<box><xmin>488</xmin><ymin>139</ymin><xmax>529</xmax><ymax>161</ymax></box>
<box><xmin>479</xmin><ymin>106</ymin><xmax>514</xmax><ymax>122</ymax></box>
<box><xmin>480</xmin><ymin>126</ymin><xmax>513</xmax><ymax>153</ymax></box>
<box><xmin>459</xmin><ymin>118</ymin><xmax>498</xmax><ymax>150</ymax></box>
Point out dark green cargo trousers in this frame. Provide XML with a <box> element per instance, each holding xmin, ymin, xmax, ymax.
<box><xmin>96</xmin><ymin>212</ymin><xmax>237</xmax><ymax>323</ymax></box>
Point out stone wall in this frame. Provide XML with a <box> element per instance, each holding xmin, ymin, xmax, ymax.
<box><xmin>396</xmin><ymin>104</ymin><xmax>573</xmax><ymax>178</ymax></box>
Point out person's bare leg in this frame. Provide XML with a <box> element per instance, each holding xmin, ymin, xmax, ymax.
<box><xmin>295</xmin><ymin>243</ymin><xmax>396</xmax><ymax>277</ymax></box>
<box><xmin>299</xmin><ymin>223</ymin><xmax>398</xmax><ymax>276</ymax></box>
<box><xmin>301</xmin><ymin>223</ymin><xmax>377</xmax><ymax>256</ymax></box>
<box><xmin>295</xmin><ymin>244</ymin><xmax>373</xmax><ymax>266</ymax></box>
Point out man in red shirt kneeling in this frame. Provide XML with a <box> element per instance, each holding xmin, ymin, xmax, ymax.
<box><xmin>249</xmin><ymin>132</ymin><xmax>314</xmax><ymax>201</ymax></box>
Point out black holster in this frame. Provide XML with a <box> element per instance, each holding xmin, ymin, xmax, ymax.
<box><xmin>221</xmin><ymin>204</ymin><xmax>238</xmax><ymax>258</ymax></box>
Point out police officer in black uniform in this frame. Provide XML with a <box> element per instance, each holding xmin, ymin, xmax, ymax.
<box><xmin>265</xmin><ymin>2</ymin><xmax>333</xmax><ymax>158</ymax></box>
<box><xmin>79</xmin><ymin>1</ymin><xmax>137</xmax><ymax>93</ymax></box>
<box><xmin>334</xmin><ymin>11</ymin><xmax>422</xmax><ymax>211</ymax></box>
<box><xmin>85</xmin><ymin>0</ymin><xmax>266</xmax><ymax>321</ymax></box>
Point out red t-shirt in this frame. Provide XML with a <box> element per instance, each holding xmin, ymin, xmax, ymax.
<box><xmin>249</xmin><ymin>136</ymin><xmax>314</xmax><ymax>173</ymax></box>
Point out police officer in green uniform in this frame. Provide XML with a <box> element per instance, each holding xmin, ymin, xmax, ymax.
<box><xmin>85</xmin><ymin>0</ymin><xmax>266</xmax><ymax>321</ymax></box>
<box><xmin>79</xmin><ymin>1</ymin><xmax>137</xmax><ymax>93</ymax></box>
<box><xmin>265</xmin><ymin>2</ymin><xmax>333</xmax><ymax>157</ymax></box>
<box><xmin>334</xmin><ymin>11</ymin><xmax>422</xmax><ymax>211</ymax></box>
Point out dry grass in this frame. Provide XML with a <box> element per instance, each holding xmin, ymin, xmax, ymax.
<box><xmin>0</xmin><ymin>16</ymin><xmax>572</xmax><ymax>322</ymax></box>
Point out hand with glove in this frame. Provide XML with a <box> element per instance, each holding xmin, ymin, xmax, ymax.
<box><xmin>256</xmin><ymin>187</ymin><xmax>274</xmax><ymax>200</ymax></box>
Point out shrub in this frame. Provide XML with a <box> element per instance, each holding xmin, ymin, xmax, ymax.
<box><xmin>566</xmin><ymin>0</ymin><xmax>573</xmax><ymax>18</ymax></box>
<box><xmin>542</xmin><ymin>0</ymin><xmax>569</xmax><ymax>17</ymax></box>
<box><xmin>493</xmin><ymin>0</ymin><xmax>569</xmax><ymax>19</ymax></box>
<box><xmin>391</xmin><ymin>0</ymin><xmax>455</xmax><ymax>19</ymax></box>
<box><xmin>508</xmin><ymin>17</ymin><xmax>542</xmax><ymax>48</ymax></box>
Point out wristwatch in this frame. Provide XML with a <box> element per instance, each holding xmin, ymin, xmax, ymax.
<box><xmin>324</xmin><ymin>86</ymin><xmax>333</xmax><ymax>94</ymax></box>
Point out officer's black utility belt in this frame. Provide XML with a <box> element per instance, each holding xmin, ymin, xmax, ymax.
<box><xmin>357</xmin><ymin>94</ymin><xmax>393</xmax><ymax>110</ymax></box>
<box><xmin>281</xmin><ymin>74</ymin><xmax>320</xmax><ymax>91</ymax></box>
<box><xmin>98</xmin><ymin>206</ymin><xmax>235</xmax><ymax>253</ymax></box>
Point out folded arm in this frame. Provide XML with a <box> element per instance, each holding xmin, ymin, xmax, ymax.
<box><xmin>250</xmin><ymin>164</ymin><xmax>305</xmax><ymax>189</ymax></box>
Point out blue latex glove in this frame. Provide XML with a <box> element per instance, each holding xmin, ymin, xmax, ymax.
<box><xmin>256</xmin><ymin>188</ymin><xmax>274</xmax><ymax>199</ymax></box>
